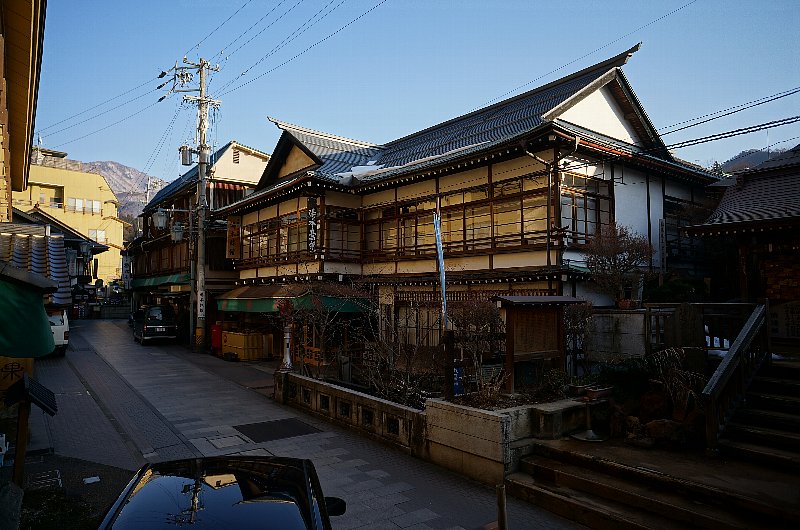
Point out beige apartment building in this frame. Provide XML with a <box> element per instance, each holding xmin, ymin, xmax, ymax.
<box><xmin>13</xmin><ymin>148</ymin><xmax>125</xmax><ymax>284</ymax></box>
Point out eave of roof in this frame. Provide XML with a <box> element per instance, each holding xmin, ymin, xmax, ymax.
<box><xmin>8</xmin><ymin>0</ymin><xmax>47</xmax><ymax>191</ymax></box>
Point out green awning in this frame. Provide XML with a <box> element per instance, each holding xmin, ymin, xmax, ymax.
<box><xmin>131</xmin><ymin>272</ymin><xmax>191</xmax><ymax>289</ymax></box>
<box><xmin>216</xmin><ymin>285</ymin><xmax>369</xmax><ymax>314</ymax></box>
<box><xmin>0</xmin><ymin>278</ymin><xmax>55</xmax><ymax>358</ymax></box>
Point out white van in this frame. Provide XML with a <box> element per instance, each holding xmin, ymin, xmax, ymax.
<box><xmin>48</xmin><ymin>309</ymin><xmax>69</xmax><ymax>356</ymax></box>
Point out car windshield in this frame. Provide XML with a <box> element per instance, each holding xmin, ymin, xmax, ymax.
<box><xmin>147</xmin><ymin>306</ymin><xmax>175</xmax><ymax>321</ymax></box>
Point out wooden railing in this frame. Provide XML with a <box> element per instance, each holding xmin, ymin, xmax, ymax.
<box><xmin>701</xmin><ymin>303</ymin><xmax>769</xmax><ymax>451</ymax></box>
<box><xmin>644</xmin><ymin>303</ymin><xmax>755</xmax><ymax>356</ymax></box>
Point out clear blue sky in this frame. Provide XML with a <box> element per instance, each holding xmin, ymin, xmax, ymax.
<box><xmin>35</xmin><ymin>0</ymin><xmax>799</xmax><ymax>187</ymax></box>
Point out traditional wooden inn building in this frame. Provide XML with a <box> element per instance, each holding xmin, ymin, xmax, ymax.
<box><xmin>217</xmin><ymin>45</ymin><xmax>716</xmax><ymax>375</ymax></box>
<box><xmin>125</xmin><ymin>141</ymin><xmax>270</xmax><ymax>340</ymax></box>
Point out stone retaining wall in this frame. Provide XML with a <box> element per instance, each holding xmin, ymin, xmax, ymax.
<box><xmin>274</xmin><ymin>372</ymin><xmax>603</xmax><ymax>485</ymax></box>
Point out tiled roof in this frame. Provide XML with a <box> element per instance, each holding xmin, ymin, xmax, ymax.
<box><xmin>146</xmin><ymin>140</ymin><xmax>270</xmax><ymax>212</ymax></box>
<box><xmin>375</xmin><ymin>68</ymin><xmax>608</xmax><ymax>170</ymax></box>
<box><xmin>745</xmin><ymin>143</ymin><xmax>800</xmax><ymax>172</ymax></box>
<box><xmin>268</xmin><ymin>45</ymin><xmax>645</xmax><ymax>186</ymax></box>
<box><xmin>0</xmin><ymin>228</ymin><xmax>71</xmax><ymax>305</ymax></box>
<box><xmin>145</xmin><ymin>143</ymin><xmax>230</xmax><ymax>212</ymax></box>
<box><xmin>270</xmin><ymin>119</ymin><xmax>383</xmax><ymax>180</ymax></box>
<box><xmin>690</xmin><ymin>154</ymin><xmax>800</xmax><ymax>231</ymax></box>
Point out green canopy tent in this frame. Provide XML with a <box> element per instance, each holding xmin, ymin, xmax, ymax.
<box><xmin>0</xmin><ymin>261</ymin><xmax>57</xmax><ymax>358</ymax></box>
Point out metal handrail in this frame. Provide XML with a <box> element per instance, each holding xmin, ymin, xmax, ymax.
<box><xmin>701</xmin><ymin>303</ymin><xmax>768</xmax><ymax>450</ymax></box>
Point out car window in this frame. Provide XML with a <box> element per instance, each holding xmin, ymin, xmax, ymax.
<box><xmin>48</xmin><ymin>314</ymin><xmax>65</xmax><ymax>326</ymax></box>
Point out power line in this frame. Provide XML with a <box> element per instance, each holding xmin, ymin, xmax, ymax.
<box><xmin>725</xmin><ymin>135</ymin><xmax>800</xmax><ymax>172</ymax></box>
<box><xmin>221</xmin><ymin>0</ymin><xmax>389</xmax><ymax>96</ymax></box>
<box><xmin>184</xmin><ymin>0</ymin><xmax>255</xmax><ymax>58</ymax></box>
<box><xmin>660</xmin><ymin>86</ymin><xmax>800</xmax><ymax>135</ymax></box>
<box><xmin>664</xmin><ymin>115</ymin><xmax>800</xmax><ymax>150</ymax></box>
<box><xmin>211</xmin><ymin>0</ymin><xmax>299</xmax><ymax>65</ymax></box>
<box><xmin>53</xmin><ymin>101</ymin><xmax>161</xmax><ymax>148</ymax></box>
<box><xmin>37</xmin><ymin>77</ymin><xmax>158</xmax><ymax>133</ymax></box>
<box><xmin>475</xmin><ymin>0</ymin><xmax>698</xmax><ymax>111</ymax></box>
<box><xmin>216</xmin><ymin>0</ymin><xmax>346</xmax><ymax>94</ymax></box>
<box><xmin>554</xmin><ymin>115</ymin><xmax>800</xmax><ymax>176</ymax></box>
<box><xmin>40</xmin><ymin>89</ymin><xmax>155</xmax><ymax>139</ymax></box>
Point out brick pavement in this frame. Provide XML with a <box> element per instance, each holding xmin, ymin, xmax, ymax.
<box><xmin>33</xmin><ymin>319</ymin><xmax>581</xmax><ymax>530</ymax></box>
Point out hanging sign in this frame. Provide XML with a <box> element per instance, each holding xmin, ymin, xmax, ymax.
<box><xmin>227</xmin><ymin>215</ymin><xmax>242</xmax><ymax>258</ymax></box>
<box><xmin>307</xmin><ymin>198</ymin><xmax>318</xmax><ymax>253</ymax></box>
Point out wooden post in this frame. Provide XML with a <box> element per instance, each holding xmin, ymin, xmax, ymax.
<box><xmin>12</xmin><ymin>401</ymin><xmax>31</xmax><ymax>487</ymax></box>
<box><xmin>496</xmin><ymin>484</ymin><xmax>508</xmax><ymax>530</ymax></box>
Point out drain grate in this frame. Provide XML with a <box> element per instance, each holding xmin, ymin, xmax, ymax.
<box><xmin>27</xmin><ymin>469</ymin><xmax>62</xmax><ymax>490</ymax></box>
<box><xmin>234</xmin><ymin>418</ymin><xmax>320</xmax><ymax>443</ymax></box>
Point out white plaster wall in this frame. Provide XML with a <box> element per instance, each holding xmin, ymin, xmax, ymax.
<box><xmin>439</xmin><ymin>167</ymin><xmax>488</xmax><ymax>193</ymax></box>
<box><xmin>493</xmin><ymin>251</ymin><xmax>551</xmax><ymax>269</ymax></box>
<box><xmin>363</xmin><ymin>262</ymin><xmax>395</xmax><ymax>275</ymax></box>
<box><xmin>213</xmin><ymin>146</ymin><xmax>269</xmax><ymax>185</ymax></box>
<box><xmin>396</xmin><ymin>180</ymin><xmax>436</xmax><ymax>202</ymax></box>
<box><xmin>324</xmin><ymin>191</ymin><xmax>361</xmax><ymax>209</ymax></box>
<box><xmin>574</xmin><ymin>281</ymin><xmax>613</xmax><ymax>307</ymax></box>
<box><xmin>257</xmin><ymin>266</ymin><xmax>278</xmax><ymax>277</ymax></box>
<box><xmin>664</xmin><ymin>178</ymin><xmax>693</xmax><ymax>200</ymax></box>
<box><xmin>444</xmin><ymin>255</ymin><xmax>489</xmax><ymax>272</ymax></box>
<box><xmin>493</xmin><ymin>156</ymin><xmax>545</xmax><ymax>182</ymax></box>
<box><xmin>611</xmin><ymin>165</ymin><xmax>663</xmax><ymax>270</ymax></box>
<box><xmin>397</xmin><ymin>260</ymin><xmax>436</xmax><ymax>274</ymax></box>
<box><xmin>560</xmin><ymin>85</ymin><xmax>642</xmax><ymax>145</ymax></box>
<box><xmin>362</xmin><ymin>189</ymin><xmax>395</xmax><ymax>208</ymax></box>
<box><xmin>322</xmin><ymin>262</ymin><xmax>363</xmax><ymax>275</ymax></box>
<box><xmin>241</xmin><ymin>268</ymin><xmax>258</xmax><ymax>279</ymax></box>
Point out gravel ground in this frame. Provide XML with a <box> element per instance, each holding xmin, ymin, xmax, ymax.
<box><xmin>1</xmin><ymin>453</ymin><xmax>133</xmax><ymax>529</ymax></box>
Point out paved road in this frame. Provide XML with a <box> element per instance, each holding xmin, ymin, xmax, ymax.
<box><xmin>33</xmin><ymin>319</ymin><xmax>580</xmax><ymax>530</ymax></box>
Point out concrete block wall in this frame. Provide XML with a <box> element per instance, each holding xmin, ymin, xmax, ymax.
<box><xmin>586</xmin><ymin>309</ymin><xmax>647</xmax><ymax>361</ymax></box>
<box><xmin>425</xmin><ymin>399</ymin><xmax>511</xmax><ymax>484</ymax></box>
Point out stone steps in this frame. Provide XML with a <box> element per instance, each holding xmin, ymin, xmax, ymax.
<box><xmin>507</xmin><ymin>441</ymin><xmax>800</xmax><ymax>529</ymax></box>
<box><xmin>719</xmin><ymin>358</ymin><xmax>800</xmax><ymax>469</ymax></box>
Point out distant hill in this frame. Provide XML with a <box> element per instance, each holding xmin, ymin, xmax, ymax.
<box><xmin>84</xmin><ymin>161</ymin><xmax>166</xmax><ymax>218</ymax></box>
<box><xmin>720</xmin><ymin>148</ymin><xmax>787</xmax><ymax>173</ymax></box>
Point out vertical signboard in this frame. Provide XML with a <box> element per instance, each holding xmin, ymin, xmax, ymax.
<box><xmin>307</xmin><ymin>197</ymin><xmax>318</xmax><ymax>253</ymax></box>
<box><xmin>227</xmin><ymin>215</ymin><xmax>242</xmax><ymax>259</ymax></box>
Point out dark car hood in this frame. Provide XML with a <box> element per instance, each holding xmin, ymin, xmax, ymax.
<box><xmin>99</xmin><ymin>456</ymin><xmax>329</xmax><ymax>529</ymax></box>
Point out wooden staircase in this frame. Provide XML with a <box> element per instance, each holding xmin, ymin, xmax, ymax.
<box><xmin>717</xmin><ymin>359</ymin><xmax>800</xmax><ymax>470</ymax></box>
<box><xmin>506</xmin><ymin>440</ymin><xmax>800</xmax><ymax>529</ymax></box>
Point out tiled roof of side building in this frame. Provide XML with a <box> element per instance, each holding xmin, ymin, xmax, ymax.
<box><xmin>145</xmin><ymin>142</ymin><xmax>232</xmax><ymax>212</ymax></box>
<box><xmin>145</xmin><ymin>139</ymin><xmax>268</xmax><ymax>212</ymax></box>
<box><xmin>695</xmin><ymin>172</ymin><xmax>800</xmax><ymax>228</ymax></box>
<box><xmin>745</xmin><ymin>143</ymin><xmax>800</xmax><ymax>172</ymax></box>
<box><xmin>269</xmin><ymin>119</ymin><xmax>384</xmax><ymax>178</ymax></box>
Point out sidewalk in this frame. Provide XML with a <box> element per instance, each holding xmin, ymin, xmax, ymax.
<box><xmin>23</xmin><ymin>319</ymin><xmax>580</xmax><ymax>530</ymax></box>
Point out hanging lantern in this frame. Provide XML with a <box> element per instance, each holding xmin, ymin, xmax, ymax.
<box><xmin>171</xmin><ymin>222</ymin><xmax>185</xmax><ymax>242</ymax></box>
<box><xmin>153</xmin><ymin>208</ymin><xmax>169</xmax><ymax>229</ymax></box>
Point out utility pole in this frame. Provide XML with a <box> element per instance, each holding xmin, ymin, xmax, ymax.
<box><xmin>184</xmin><ymin>58</ymin><xmax>219</xmax><ymax>350</ymax></box>
<box><xmin>163</xmin><ymin>57</ymin><xmax>220</xmax><ymax>350</ymax></box>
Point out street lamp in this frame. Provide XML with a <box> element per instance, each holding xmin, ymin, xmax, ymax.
<box><xmin>171</xmin><ymin>222</ymin><xmax>185</xmax><ymax>242</ymax></box>
<box><xmin>153</xmin><ymin>208</ymin><xmax>169</xmax><ymax>230</ymax></box>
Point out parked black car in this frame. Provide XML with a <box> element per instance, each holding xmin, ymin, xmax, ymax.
<box><xmin>98</xmin><ymin>456</ymin><xmax>346</xmax><ymax>529</ymax></box>
<box><xmin>132</xmin><ymin>304</ymin><xmax>178</xmax><ymax>344</ymax></box>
